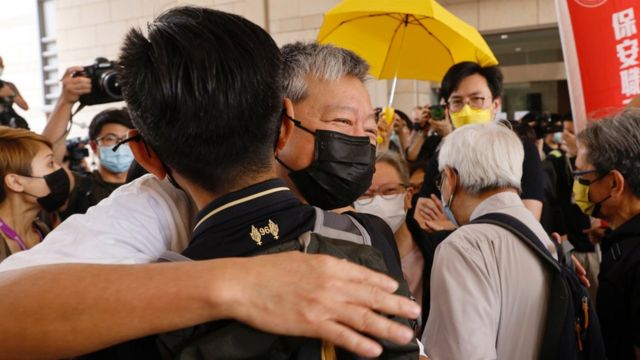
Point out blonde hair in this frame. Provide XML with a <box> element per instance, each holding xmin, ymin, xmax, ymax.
<box><xmin>0</xmin><ymin>126</ymin><xmax>52</xmax><ymax>202</ymax></box>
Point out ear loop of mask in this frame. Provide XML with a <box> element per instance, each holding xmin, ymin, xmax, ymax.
<box><xmin>18</xmin><ymin>174</ymin><xmax>46</xmax><ymax>199</ymax></box>
<box><xmin>445</xmin><ymin>169</ymin><xmax>457</xmax><ymax>208</ymax></box>
<box><xmin>282</xmin><ymin>112</ymin><xmax>316</xmax><ymax>136</ymax></box>
<box><xmin>275</xmin><ymin>111</ymin><xmax>314</xmax><ymax>172</ymax></box>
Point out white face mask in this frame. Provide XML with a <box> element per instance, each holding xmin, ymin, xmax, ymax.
<box><xmin>354</xmin><ymin>194</ymin><xmax>407</xmax><ymax>233</ymax></box>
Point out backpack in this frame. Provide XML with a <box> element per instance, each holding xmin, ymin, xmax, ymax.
<box><xmin>471</xmin><ymin>212</ymin><xmax>606</xmax><ymax>360</ymax></box>
<box><xmin>153</xmin><ymin>206</ymin><xmax>420</xmax><ymax>360</ymax></box>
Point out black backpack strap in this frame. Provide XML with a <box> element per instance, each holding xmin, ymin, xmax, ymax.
<box><xmin>471</xmin><ymin>212</ymin><xmax>561</xmax><ymax>272</ymax></box>
<box><xmin>472</xmin><ymin>212</ymin><xmax>573</xmax><ymax>360</ymax></box>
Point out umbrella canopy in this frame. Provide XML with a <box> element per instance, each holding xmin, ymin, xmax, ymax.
<box><xmin>317</xmin><ymin>0</ymin><xmax>498</xmax><ymax>82</ymax></box>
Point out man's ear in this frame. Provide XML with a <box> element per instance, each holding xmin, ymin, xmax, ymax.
<box><xmin>444</xmin><ymin>166</ymin><xmax>457</xmax><ymax>190</ymax></box>
<box><xmin>3</xmin><ymin>173</ymin><xmax>25</xmax><ymax>193</ymax></box>
<box><xmin>610</xmin><ymin>170</ymin><xmax>626</xmax><ymax>199</ymax></box>
<box><xmin>492</xmin><ymin>96</ymin><xmax>502</xmax><ymax>115</ymax></box>
<box><xmin>127</xmin><ymin>130</ymin><xmax>166</xmax><ymax>179</ymax></box>
<box><xmin>275</xmin><ymin>98</ymin><xmax>295</xmax><ymax>155</ymax></box>
<box><xmin>404</xmin><ymin>186</ymin><xmax>414</xmax><ymax>210</ymax></box>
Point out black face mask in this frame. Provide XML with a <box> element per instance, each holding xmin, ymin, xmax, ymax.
<box><xmin>277</xmin><ymin>116</ymin><xmax>375</xmax><ymax>210</ymax></box>
<box><xmin>23</xmin><ymin>168</ymin><xmax>71</xmax><ymax>212</ymax></box>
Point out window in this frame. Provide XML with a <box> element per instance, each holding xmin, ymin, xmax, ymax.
<box><xmin>37</xmin><ymin>0</ymin><xmax>58</xmax><ymax>111</ymax></box>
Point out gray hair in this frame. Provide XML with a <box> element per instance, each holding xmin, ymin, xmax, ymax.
<box><xmin>577</xmin><ymin>108</ymin><xmax>640</xmax><ymax>197</ymax></box>
<box><xmin>376</xmin><ymin>151</ymin><xmax>410</xmax><ymax>187</ymax></box>
<box><xmin>280</xmin><ymin>42</ymin><xmax>369</xmax><ymax>102</ymax></box>
<box><xmin>438</xmin><ymin>123</ymin><xmax>523</xmax><ymax>194</ymax></box>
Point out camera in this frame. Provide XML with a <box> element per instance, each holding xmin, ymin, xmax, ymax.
<box><xmin>523</xmin><ymin>112</ymin><xmax>563</xmax><ymax>139</ymax></box>
<box><xmin>64</xmin><ymin>137</ymin><xmax>90</xmax><ymax>173</ymax></box>
<box><xmin>74</xmin><ymin>57</ymin><xmax>123</xmax><ymax>106</ymax></box>
<box><xmin>429</xmin><ymin>105</ymin><xmax>446</xmax><ymax>121</ymax></box>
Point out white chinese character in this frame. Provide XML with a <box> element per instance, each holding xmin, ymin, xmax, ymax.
<box><xmin>620</xmin><ymin>67</ymin><xmax>640</xmax><ymax>97</ymax></box>
<box><xmin>617</xmin><ymin>38</ymin><xmax>639</xmax><ymax>68</ymax></box>
<box><xmin>613</xmin><ymin>8</ymin><xmax>637</xmax><ymax>41</ymax></box>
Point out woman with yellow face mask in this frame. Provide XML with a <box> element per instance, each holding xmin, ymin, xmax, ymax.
<box><xmin>413</xmin><ymin>61</ymin><xmax>545</xmax><ymax>233</ymax></box>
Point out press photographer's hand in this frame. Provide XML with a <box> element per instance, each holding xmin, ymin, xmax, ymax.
<box><xmin>60</xmin><ymin>67</ymin><xmax>92</xmax><ymax>105</ymax></box>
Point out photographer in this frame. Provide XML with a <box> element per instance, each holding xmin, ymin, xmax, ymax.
<box><xmin>42</xmin><ymin>66</ymin><xmax>134</xmax><ymax>220</ymax></box>
<box><xmin>0</xmin><ymin>55</ymin><xmax>29</xmax><ymax>129</ymax></box>
<box><xmin>405</xmin><ymin>104</ymin><xmax>451</xmax><ymax>164</ymax></box>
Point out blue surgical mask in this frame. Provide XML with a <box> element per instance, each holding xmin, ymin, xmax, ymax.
<box><xmin>552</xmin><ymin>132</ymin><xmax>563</xmax><ymax>144</ymax></box>
<box><xmin>440</xmin><ymin>193</ymin><xmax>459</xmax><ymax>227</ymax></box>
<box><xmin>99</xmin><ymin>144</ymin><xmax>133</xmax><ymax>174</ymax></box>
<box><xmin>439</xmin><ymin>170</ymin><xmax>459</xmax><ymax>227</ymax></box>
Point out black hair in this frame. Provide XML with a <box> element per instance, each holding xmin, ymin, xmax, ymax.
<box><xmin>439</xmin><ymin>61</ymin><xmax>503</xmax><ymax>103</ymax></box>
<box><xmin>118</xmin><ymin>7</ymin><xmax>283</xmax><ymax>193</ymax></box>
<box><xmin>513</xmin><ymin>121</ymin><xmax>537</xmax><ymax>143</ymax></box>
<box><xmin>395</xmin><ymin>109</ymin><xmax>410</xmax><ymax>125</ymax></box>
<box><xmin>88</xmin><ymin>108</ymin><xmax>133</xmax><ymax>140</ymax></box>
<box><xmin>520</xmin><ymin>111</ymin><xmax>539</xmax><ymax>124</ymax></box>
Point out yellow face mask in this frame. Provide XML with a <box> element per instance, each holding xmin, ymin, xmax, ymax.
<box><xmin>572</xmin><ymin>177</ymin><xmax>610</xmax><ymax>217</ymax></box>
<box><xmin>449</xmin><ymin>104</ymin><xmax>492</xmax><ymax>128</ymax></box>
<box><xmin>573</xmin><ymin>179</ymin><xmax>596</xmax><ymax>216</ymax></box>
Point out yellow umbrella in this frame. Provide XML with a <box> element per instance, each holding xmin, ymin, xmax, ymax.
<box><xmin>318</xmin><ymin>0</ymin><xmax>498</xmax><ymax>84</ymax></box>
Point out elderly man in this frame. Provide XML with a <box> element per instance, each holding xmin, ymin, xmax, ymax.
<box><xmin>421</xmin><ymin>123</ymin><xmax>556</xmax><ymax>359</ymax></box>
<box><xmin>0</xmin><ymin>8</ymin><xmax>420</xmax><ymax>359</ymax></box>
<box><xmin>574</xmin><ymin>108</ymin><xmax>640</xmax><ymax>360</ymax></box>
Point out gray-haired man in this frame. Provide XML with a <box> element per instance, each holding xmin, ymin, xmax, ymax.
<box><xmin>0</xmin><ymin>35</ymin><xmax>421</xmax><ymax>359</ymax></box>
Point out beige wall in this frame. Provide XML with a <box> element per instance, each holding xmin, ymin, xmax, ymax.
<box><xmin>442</xmin><ymin>0</ymin><xmax>558</xmax><ymax>32</ymax></box>
<box><xmin>0</xmin><ymin>0</ymin><xmax>559</xmax><ymax>132</ymax></box>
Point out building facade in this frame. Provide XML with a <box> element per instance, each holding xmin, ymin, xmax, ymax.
<box><xmin>0</xmin><ymin>0</ymin><xmax>564</xmax><ymax>133</ymax></box>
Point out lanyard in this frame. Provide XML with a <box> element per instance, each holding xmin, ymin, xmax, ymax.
<box><xmin>0</xmin><ymin>218</ymin><xmax>28</xmax><ymax>251</ymax></box>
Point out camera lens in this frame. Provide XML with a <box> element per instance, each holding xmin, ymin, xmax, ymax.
<box><xmin>100</xmin><ymin>70</ymin><xmax>123</xmax><ymax>100</ymax></box>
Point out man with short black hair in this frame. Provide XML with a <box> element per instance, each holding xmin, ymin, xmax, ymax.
<box><xmin>413</xmin><ymin>61</ymin><xmax>545</xmax><ymax>232</ymax></box>
<box><xmin>56</xmin><ymin>108</ymin><xmax>134</xmax><ymax>219</ymax></box>
<box><xmin>111</xmin><ymin>16</ymin><xmax>416</xmax><ymax>354</ymax></box>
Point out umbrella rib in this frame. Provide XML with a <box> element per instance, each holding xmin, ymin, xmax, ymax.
<box><xmin>378</xmin><ymin>17</ymin><xmax>406</xmax><ymax>79</ymax></box>
<box><xmin>318</xmin><ymin>13</ymin><xmax>401</xmax><ymax>41</ymax></box>
<box><xmin>412</xmin><ymin>15</ymin><xmax>456</xmax><ymax>65</ymax></box>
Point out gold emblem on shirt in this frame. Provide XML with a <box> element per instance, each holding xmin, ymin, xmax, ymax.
<box><xmin>250</xmin><ymin>226</ymin><xmax>262</xmax><ymax>246</ymax></box>
<box><xmin>249</xmin><ymin>219</ymin><xmax>280</xmax><ymax>246</ymax></box>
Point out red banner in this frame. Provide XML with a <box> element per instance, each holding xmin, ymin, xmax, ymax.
<box><xmin>557</xmin><ymin>0</ymin><xmax>640</xmax><ymax>131</ymax></box>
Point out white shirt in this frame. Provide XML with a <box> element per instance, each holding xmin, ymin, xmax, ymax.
<box><xmin>422</xmin><ymin>192</ymin><xmax>555</xmax><ymax>360</ymax></box>
<box><xmin>0</xmin><ymin>174</ymin><xmax>428</xmax><ymax>358</ymax></box>
<box><xmin>0</xmin><ymin>174</ymin><xmax>195</xmax><ymax>271</ymax></box>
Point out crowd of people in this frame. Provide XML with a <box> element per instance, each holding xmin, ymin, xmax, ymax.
<box><xmin>0</xmin><ymin>5</ymin><xmax>638</xmax><ymax>360</ymax></box>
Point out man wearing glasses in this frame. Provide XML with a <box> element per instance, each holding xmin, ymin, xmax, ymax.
<box><xmin>572</xmin><ymin>109</ymin><xmax>640</xmax><ymax>360</ymax></box>
<box><xmin>42</xmin><ymin>70</ymin><xmax>134</xmax><ymax>219</ymax></box>
<box><xmin>413</xmin><ymin>61</ymin><xmax>545</xmax><ymax>232</ymax></box>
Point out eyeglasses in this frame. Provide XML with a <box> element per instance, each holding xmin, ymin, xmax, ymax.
<box><xmin>96</xmin><ymin>133</ymin><xmax>129</xmax><ymax>147</ymax></box>
<box><xmin>357</xmin><ymin>182</ymin><xmax>406</xmax><ymax>205</ymax></box>
<box><xmin>572</xmin><ymin>169</ymin><xmax>609</xmax><ymax>186</ymax></box>
<box><xmin>436</xmin><ymin>168</ymin><xmax>459</xmax><ymax>190</ymax></box>
<box><xmin>447</xmin><ymin>96</ymin><xmax>486</xmax><ymax>112</ymax></box>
